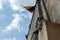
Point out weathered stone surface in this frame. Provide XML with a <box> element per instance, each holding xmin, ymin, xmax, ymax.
<box><xmin>44</xmin><ymin>0</ymin><xmax>60</xmax><ymax>23</ymax></box>
<box><xmin>26</xmin><ymin>0</ymin><xmax>60</xmax><ymax>40</ymax></box>
<box><xmin>46</xmin><ymin>21</ymin><xmax>60</xmax><ymax>40</ymax></box>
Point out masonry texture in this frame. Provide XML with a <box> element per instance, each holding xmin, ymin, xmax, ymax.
<box><xmin>26</xmin><ymin>0</ymin><xmax>60</xmax><ymax>40</ymax></box>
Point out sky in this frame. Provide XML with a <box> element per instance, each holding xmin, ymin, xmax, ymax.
<box><xmin>0</xmin><ymin>0</ymin><xmax>35</xmax><ymax>40</ymax></box>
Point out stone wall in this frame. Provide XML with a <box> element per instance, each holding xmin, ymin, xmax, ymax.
<box><xmin>46</xmin><ymin>21</ymin><xmax>60</xmax><ymax>40</ymax></box>
<box><xmin>44</xmin><ymin>0</ymin><xmax>60</xmax><ymax>23</ymax></box>
<box><xmin>27</xmin><ymin>3</ymin><xmax>40</xmax><ymax>40</ymax></box>
<box><xmin>40</xmin><ymin>21</ymin><xmax>48</xmax><ymax>40</ymax></box>
<box><xmin>40</xmin><ymin>21</ymin><xmax>60</xmax><ymax>40</ymax></box>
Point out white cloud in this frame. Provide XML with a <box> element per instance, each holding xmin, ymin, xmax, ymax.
<box><xmin>10</xmin><ymin>4</ymin><xmax>20</xmax><ymax>11</ymax></box>
<box><xmin>20</xmin><ymin>9</ymin><xmax>25</xmax><ymax>12</ymax></box>
<box><xmin>0</xmin><ymin>13</ymin><xmax>29</xmax><ymax>34</ymax></box>
<box><xmin>9</xmin><ymin>0</ymin><xmax>20</xmax><ymax>11</ymax></box>
<box><xmin>0</xmin><ymin>0</ymin><xmax>6</xmax><ymax>10</ymax></box>
<box><xmin>0</xmin><ymin>0</ymin><xmax>25</xmax><ymax>11</ymax></box>
<box><xmin>0</xmin><ymin>3</ymin><xmax>3</xmax><ymax>9</ymax></box>
<box><xmin>27</xmin><ymin>12</ymin><xmax>33</xmax><ymax>19</ymax></box>
<box><xmin>4</xmin><ymin>39</ymin><xmax>8</xmax><ymax>40</ymax></box>
<box><xmin>9</xmin><ymin>39</ymin><xmax>11</xmax><ymax>40</ymax></box>
<box><xmin>4</xmin><ymin>37</ymin><xmax>16</xmax><ymax>40</ymax></box>
<box><xmin>1</xmin><ymin>14</ymin><xmax>23</xmax><ymax>33</ymax></box>
<box><xmin>8</xmin><ymin>0</ymin><xmax>30</xmax><ymax>12</ymax></box>
<box><xmin>13</xmin><ymin>37</ymin><xmax>16</xmax><ymax>40</ymax></box>
<box><xmin>21</xmin><ymin>14</ymin><xmax>27</xmax><ymax>19</ymax></box>
<box><xmin>0</xmin><ymin>14</ymin><xmax>6</xmax><ymax>21</ymax></box>
<box><xmin>14</xmin><ymin>0</ymin><xmax>36</xmax><ymax>6</ymax></box>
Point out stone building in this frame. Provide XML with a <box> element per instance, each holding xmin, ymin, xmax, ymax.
<box><xmin>26</xmin><ymin>0</ymin><xmax>60</xmax><ymax>40</ymax></box>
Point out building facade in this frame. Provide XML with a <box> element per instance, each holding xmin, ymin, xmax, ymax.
<box><xmin>26</xmin><ymin>0</ymin><xmax>60</xmax><ymax>40</ymax></box>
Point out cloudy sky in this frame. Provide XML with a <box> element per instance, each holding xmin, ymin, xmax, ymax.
<box><xmin>0</xmin><ymin>0</ymin><xmax>36</xmax><ymax>40</ymax></box>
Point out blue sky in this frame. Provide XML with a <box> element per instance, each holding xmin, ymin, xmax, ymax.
<box><xmin>0</xmin><ymin>0</ymin><xmax>33</xmax><ymax>40</ymax></box>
